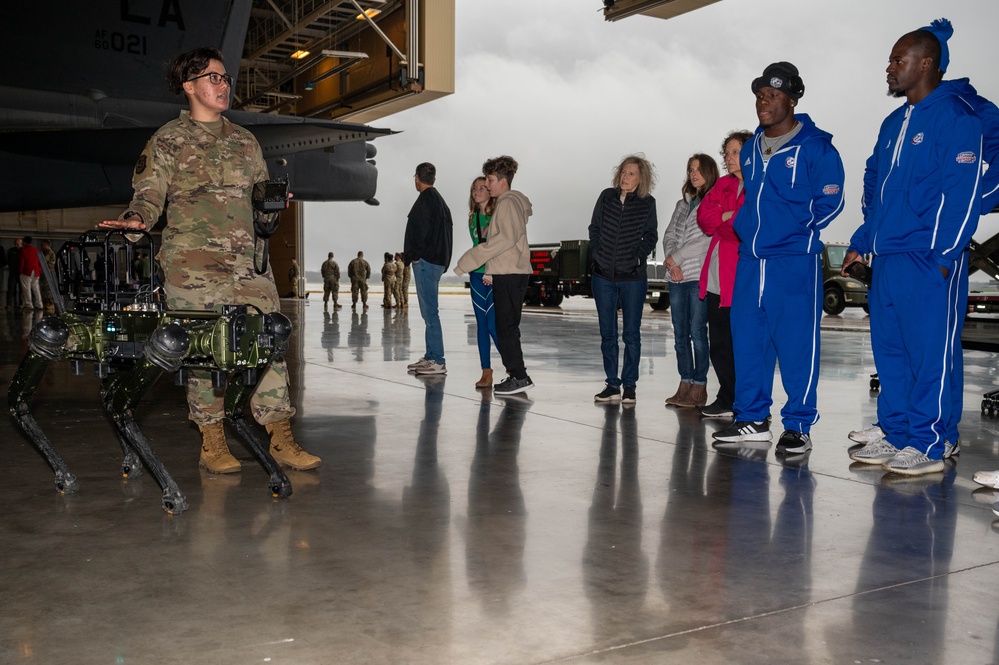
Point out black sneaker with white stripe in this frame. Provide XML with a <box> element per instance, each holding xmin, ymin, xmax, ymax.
<box><xmin>776</xmin><ymin>430</ymin><xmax>812</xmax><ymax>455</ymax></box>
<box><xmin>712</xmin><ymin>420</ymin><xmax>772</xmax><ymax>443</ymax></box>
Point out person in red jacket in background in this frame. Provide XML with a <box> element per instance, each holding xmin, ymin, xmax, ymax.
<box><xmin>696</xmin><ymin>130</ymin><xmax>752</xmax><ymax>419</ymax></box>
<box><xmin>18</xmin><ymin>235</ymin><xmax>43</xmax><ymax>310</ymax></box>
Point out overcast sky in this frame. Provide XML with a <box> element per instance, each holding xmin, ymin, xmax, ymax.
<box><xmin>304</xmin><ymin>0</ymin><xmax>998</xmax><ymax>277</ymax></box>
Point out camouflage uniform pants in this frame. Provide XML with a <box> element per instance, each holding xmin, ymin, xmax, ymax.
<box><xmin>323</xmin><ymin>278</ymin><xmax>339</xmax><ymax>304</ymax></box>
<box><xmin>351</xmin><ymin>279</ymin><xmax>368</xmax><ymax>305</ymax></box>
<box><xmin>383</xmin><ymin>277</ymin><xmax>397</xmax><ymax>307</ymax></box>
<box><xmin>394</xmin><ymin>277</ymin><xmax>405</xmax><ymax>306</ymax></box>
<box><xmin>163</xmin><ymin>251</ymin><xmax>295</xmax><ymax>427</ymax></box>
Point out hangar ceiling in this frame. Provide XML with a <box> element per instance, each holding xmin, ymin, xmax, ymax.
<box><xmin>236</xmin><ymin>0</ymin><xmax>453</xmax><ymax>123</ymax></box>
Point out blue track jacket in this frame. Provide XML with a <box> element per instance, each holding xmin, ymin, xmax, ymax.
<box><xmin>850</xmin><ymin>84</ymin><xmax>983</xmax><ymax>266</ymax></box>
<box><xmin>734</xmin><ymin>113</ymin><xmax>845</xmax><ymax>258</ymax></box>
<box><xmin>943</xmin><ymin>78</ymin><xmax>999</xmax><ymax>215</ymax></box>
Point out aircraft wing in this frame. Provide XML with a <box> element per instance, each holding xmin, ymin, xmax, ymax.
<box><xmin>0</xmin><ymin>118</ymin><xmax>394</xmax><ymax>164</ymax></box>
<box><xmin>0</xmin><ymin>117</ymin><xmax>395</xmax><ymax>211</ymax></box>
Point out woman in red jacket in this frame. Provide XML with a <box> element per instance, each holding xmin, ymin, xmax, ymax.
<box><xmin>696</xmin><ymin>131</ymin><xmax>752</xmax><ymax>419</ymax></box>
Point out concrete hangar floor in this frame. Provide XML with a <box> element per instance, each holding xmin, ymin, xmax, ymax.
<box><xmin>2</xmin><ymin>294</ymin><xmax>999</xmax><ymax>664</ymax></box>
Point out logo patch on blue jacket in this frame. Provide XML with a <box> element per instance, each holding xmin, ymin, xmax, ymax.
<box><xmin>785</xmin><ymin>157</ymin><xmax>796</xmax><ymax>168</ymax></box>
<box><xmin>956</xmin><ymin>151</ymin><xmax>978</xmax><ymax>164</ymax></box>
<box><xmin>822</xmin><ymin>184</ymin><xmax>841</xmax><ymax>195</ymax></box>
<box><xmin>912</xmin><ymin>132</ymin><xmax>924</xmax><ymax>145</ymax></box>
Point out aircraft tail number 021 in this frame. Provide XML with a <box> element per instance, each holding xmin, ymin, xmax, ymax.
<box><xmin>94</xmin><ymin>30</ymin><xmax>148</xmax><ymax>56</ymax></box>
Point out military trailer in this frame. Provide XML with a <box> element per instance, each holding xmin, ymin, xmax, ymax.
<box><xmin>525</xmin><ymin>239</ymin><xmax>670</xmax><ymax>310</ymax></box>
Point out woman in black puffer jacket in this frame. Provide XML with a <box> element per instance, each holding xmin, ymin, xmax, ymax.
<box><xmin>587</xmin><ymin>154</ymin><xmax>659</xmax><ymax>404</ymax></box>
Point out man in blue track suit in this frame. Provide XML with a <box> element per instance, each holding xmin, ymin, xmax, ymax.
<box><xmin>845</xmin><ymin>19</ymin><xmax>983</xmax><ymax>476</ymax></box>
<box><xmin>713</xmin><ymin>62</ymin><xmax>845</xmax><ymax>455</ymax></box>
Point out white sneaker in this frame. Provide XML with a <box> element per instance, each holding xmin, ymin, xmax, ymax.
<box><xmin>849</xmin><ymin>439</ymin><xmax>899</xmax><ymax>465</ymax></box>
<box><xmin>881</xmin><ymin>447</ymin><xmax>945</xmax><ymax>476</ymax></box>
<box><xmin>414</xmin><ymin>361</ymin><xmax>446</xmax><ymax>375</ymax></box>
<box><xmin>848</xmin><ymin>425</ymin><xmax>884</xmax><ymax>444</ymax></box>
<box><xmin>943</xmin><ymin>439</ymin><xmax>961</xmax><ymax>459</ymax></box>
<box><xmin>973</xmin><ymin>469</ymin><xmax>999</xmax><ymax>489</ymax></box>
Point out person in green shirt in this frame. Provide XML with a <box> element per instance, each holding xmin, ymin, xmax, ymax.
<box><xmin>467</xmin><ymin>176</ymin><xmax>500</xmax><ymax>388</ymax></box>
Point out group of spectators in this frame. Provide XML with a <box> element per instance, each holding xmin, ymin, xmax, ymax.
<box><xmin>1</xmin><ymin>236</ymin><xmax>56</xmax><ymax>312</ymax></box>
<box><xmin>590</xmin><ymin>18</ymin><xmax>998</xmax><ymax>480</ymax></box>
<box><xmin>399</xmin><ymin>158</ymin><xmax>536</xmax><ymax>397</ymax></box>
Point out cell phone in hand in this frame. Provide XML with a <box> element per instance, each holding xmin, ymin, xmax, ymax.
<box><xmin>846</xmin><ymin>261</ymin><xmax>872</xmax><ymax>285</ymax></box>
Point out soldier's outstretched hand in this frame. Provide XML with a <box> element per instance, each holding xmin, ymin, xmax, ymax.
<box><xmin>100</xmin><ymin>217</ymin><xmax>146</xmax><ymax>231</ymax></box>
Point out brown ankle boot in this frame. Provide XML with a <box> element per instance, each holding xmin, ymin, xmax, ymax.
<box><xmin>475</xmin><ymin>368</ymin><xmax>494</xmax><ymax>389</ymax></box>
<box><xmin>688</xmin><ymin>383</ymin><xmax>708</xmax><ymax>407</ymax></box>
<box><xmin>665</xmin><ymin>381</ymin><xmax>690</xmax><ymax>406</ymax></box>
<box><xmin>672</xmin><ymin>382</ymin><xmax>701</xmax><ymax>408</ymax></box>
<box><xmin>199</xmin><ymin>422</ymin><xmax>241</xmax><ymax>474</ymax></box>
<box><xmin>265</xmin><ymin>420</ymin><xmax>322</xmax><ymax>470</ymax></box>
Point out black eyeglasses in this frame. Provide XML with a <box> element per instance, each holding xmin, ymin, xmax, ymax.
<box><xmin>187</xmin><ymin>72</ymin><xmax>233</xmax><ymax>87</ymax></box>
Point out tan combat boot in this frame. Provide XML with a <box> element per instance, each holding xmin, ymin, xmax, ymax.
<box><xmin>199</xmin><ymin>422</ymin><xmax>241</xmax><ymax>474</ymax></box>
<box><xmin>265</xmin><ymin>420</ymin><xmax>322</xmax><ymax>470</ymax></box>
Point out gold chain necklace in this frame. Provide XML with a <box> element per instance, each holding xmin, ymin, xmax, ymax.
<box><xmin>761</xmin><ymin>124</ymin><xmax>797</xmax><ymax>156</ymax></box>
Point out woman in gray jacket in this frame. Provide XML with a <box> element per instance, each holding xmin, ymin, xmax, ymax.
<box><xmin>663</xmin><ymin>154</ymin><xmax>719</xmax><ymax>408</ymax></box>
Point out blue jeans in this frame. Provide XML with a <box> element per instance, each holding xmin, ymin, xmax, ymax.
<box><xmin>469</xmin><ymin>271</ymin><xmax>499</xmax><ymax>369</ymax></box>
<box><xmin>413</xmin><ymin>260</ymin><xmax>446</xmax><ymax>364</ymax></box>
<box><xmin>668</xmin><ymin>281</ymin><xmax>709</xmax><ymax>384</ymax></box>
<box><xmin>592</xmin><ymin>274</ymin><xmax>646</xmax><ymax>389</ymax></box>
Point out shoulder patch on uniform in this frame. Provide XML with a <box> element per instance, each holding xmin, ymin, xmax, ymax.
<box><xmin>135</xmin><ymin>155</ymin><xmax>147</xmax><ymax>175</ymax></box>
<box><xmin>823</xmin><ymin>184</ymin><xmax>841</xmax><ymax>195</ymax></box>
<box><xmin>956</xmin><ymin>151</ymin><xmax>977</xmax><ymax>164</ymax></box>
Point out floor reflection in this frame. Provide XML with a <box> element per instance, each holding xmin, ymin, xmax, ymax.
<box><xmin>465</xmin><ymin>392</ymin><xmax>529</xmax><ymax>617</ymax></box>
<box><xmin>583</xmin><ymin>406</ymin><xmax>649</xmax><ymax>643</ymax></box>
<box><xmin>832</xmin><ymin>464</ymin><xmax>957</xmax><ymax>662</ymax></box>
<box><xmin>348</xmin><ymin>310</ymin><xmax>370</xmax><ymax>362</ymax></box>
<box><xmin>321</xmin><ymin>311</ymin><xmax>340</xmax><ymax>362</ymax></box>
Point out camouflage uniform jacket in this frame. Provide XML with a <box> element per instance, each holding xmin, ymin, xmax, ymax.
<box><xmin>120</xmin><ymin>110</ymin><xmax>275</xmax><ymax>310</ymax></box>
<box><xmin>381</xmin><ymin>259</ymin><xmax>397</xmax><ymax>283</ymax></box>
<box><xmin>42</xmin><ymin>248</ymin><xmax>56</xmax><ymax>272</ymax></box>
<box><xmin>348</xmin><ymin>257</ymin><xmax>371</xmax><ymax>282</ymax></box>
<box><xmin>321</xmin><ymin>259</ymin><xmax>340</xmax><ymax>282</ymax></box>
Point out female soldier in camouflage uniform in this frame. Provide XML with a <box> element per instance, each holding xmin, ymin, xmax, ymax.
<box><xmin>101</xmin><ymin>47</ymin><xmax>320</xmax><ymax>473</ymax></box>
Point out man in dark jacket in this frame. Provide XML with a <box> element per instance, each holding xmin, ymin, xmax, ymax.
<box><xmin>403</xmin><ymin>162</ymin><xmax>453</xmax><ymax>375</ymax></box>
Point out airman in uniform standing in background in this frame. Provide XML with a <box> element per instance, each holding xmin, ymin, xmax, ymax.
<box><xmin>348</xmin><ymin>250</ymin><xmax>371</xmax><ymax>309</ymax></box>
<box><xmin>381</xmin><ymin>251</ymin><xmax>398</xmax><ymax>308</ymax></box>
<box><xmin>289</xmin><ymin>258</ymin><xmax>301</xmax><ymax>298</ymax></box>
<box><xmin>394</xmin><ymin>252</ymin><xmax>407</xmax><ymax>308</ymax></box>
<box><xmin>321</xmin><ymin>251</ymin><xmax>341</xmax><ymax>310</ymax></box>
<box><xmin>99</xmin><ymin>46</ymin><xmax>321</xmax><ymax>474</ymax></box>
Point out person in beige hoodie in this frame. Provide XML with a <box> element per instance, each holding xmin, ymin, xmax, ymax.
<box><xmin>455</xmin><ymin>155</ymin><xmax>534</xmax><ymax>395</ymax></box>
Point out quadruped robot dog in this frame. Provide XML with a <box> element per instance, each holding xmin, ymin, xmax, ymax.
<box><xmin>8</xmin><ymin>183</ymin><xmax>296</xmax><ymax>515</ymax></box>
